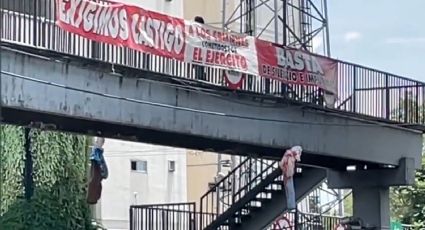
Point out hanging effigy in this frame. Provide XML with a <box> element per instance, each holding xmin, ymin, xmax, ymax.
<box><xmin>279</xmin><ymin>146</ymin><xmax>302</xmax><ymax>210</ymax></box>
<box><xmin>87</xmin><ymin>137</ymin><xmax>109</xmax><ymax>204</ymax></box>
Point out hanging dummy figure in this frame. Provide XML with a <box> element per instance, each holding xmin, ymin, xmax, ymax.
<box><xmin>87</xmin><ymin>137</ymin><xmax>109</xmax><ymax>204</ymax></box>
<box><xmin>279</xmin><ymin>146</ymin><xmax>302</xmax><ymax>210</ymax></box>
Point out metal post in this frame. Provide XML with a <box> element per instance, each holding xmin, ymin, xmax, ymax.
<box><xmin>385</xmin><ymin>74</ymin><xmax>390</xmax><ymax>120</ymax></box>
<box><xmin>32</xmin><ymin>0</ymin><xmax>37</xmax><ymax>46</ymax></box>
<box><xmin>282</xmin><ymin>0</ymin><xmax>287</xmax><ymax>46</ymax></box>
<box><xmin>352</xmin><ymin>66</ymin><xmax>357</xmax><ymax>113</ymax></box>
<box><xmin>24</xmin><ymin>128</ymin><xmax>34</xmax><ymax>200</ymax></box>
<box><xmin>274</xmin><ymin>0</ymin><xmax>279</xmax><ymax>42</ymax></box>
<box><xmin>323</xmin><ymin>0</ymin><xmax>331</xmax><ymax>57</ymax></box>
<box><xmin>222</xmin><ymin>0</ymin><xmax>226</xmax><ymax>30</ymax></box>
<box><xmin>337</xmin><ymin>190</ymin><xmax>343</xmax><ymax>216</ymax></box>
<box><xmin>216</xmin><ymin>153</ymin><xmax>222</xmax><ymax>215</ymax></box>
<box><xmin>0</xmin><ymin>0</ymin><xmax>3</xmax><ymax>210</ymax></box>
<box><xmin>129</xmin><ymin>207</ymin><xmax>134</xmax><ymax>230</ymax></box>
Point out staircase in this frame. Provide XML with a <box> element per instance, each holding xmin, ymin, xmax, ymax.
<box><xmin>130</xmin><ymin>157</ymin><xmax>333</xmax><ymax>230</ymax></box>
<box><xmin>199</xmin><ymin>158</ymin><xmax>326</xmax><ymax>230</ymax></box>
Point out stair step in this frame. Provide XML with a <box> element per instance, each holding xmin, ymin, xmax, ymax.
<box><xmin>264</xmin><ymin>187</ymin><xmax>283</xmax><ymax>193</ymax></box>
<box><xmin>256</xmin><ymin>191</ymin><xmax>272</xmax><ymax>199</ymax></box>
<box><xmin>253</xmin><ymin>197</ymin><xmax>272</xmax><ymax>204</ymax></box>
<box><xmin>265</xmin><ymin>183</ymin><xmax>283</xmax><ymax>191</ymax></box>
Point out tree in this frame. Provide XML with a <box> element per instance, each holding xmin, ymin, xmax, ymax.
<box><xmin>391</xmin><ymin>151</ymin><xmax>425</xmax><ymax>227</ymax></box>
<box><xmin>390</xmin><ymin>92</ymin><xmax>425</xmax><ymax>227</ymax></box>
<box><xmin>0</xmin><ymin>125</ymin><xmax>94</xmax><ymax>230</ymax></box>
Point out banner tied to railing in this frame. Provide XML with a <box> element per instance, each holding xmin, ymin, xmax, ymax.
<box><xmin>55</xmin><ymin>0</ymin><xmax>338</xmax><ymax>94</ymax></box>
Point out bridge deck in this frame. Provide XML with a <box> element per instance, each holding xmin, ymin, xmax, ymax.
<box><xmin>1</xmin><ymin>44</ymin><xmax>422</xmax><ymax>169</ymax></box>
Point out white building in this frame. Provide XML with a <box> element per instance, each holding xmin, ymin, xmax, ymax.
<box><xmin>95</xmin><ymin>139</ymin><xmax>188</xmax><ymax>230</ymax></box>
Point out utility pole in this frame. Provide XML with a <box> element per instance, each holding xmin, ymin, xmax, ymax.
<box><xmin>0</xmin><ymin>0</ymin><xmax>4</xmax><ymax>210</ymax></box>
<box><xmin>23</xmin><ymin>128</ymin><xmax>34</xmax><ymax>200</ymax></box>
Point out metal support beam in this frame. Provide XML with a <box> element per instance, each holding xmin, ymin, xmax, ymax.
<box><xmin>327</xmin><ymin>158</ymin><xmax>416</xmax><ymax>189</ymax></box>
<box><xmin>223</xmin><ymin>0</ymin><xmax>330</xmax><ymax>54</ymax></box>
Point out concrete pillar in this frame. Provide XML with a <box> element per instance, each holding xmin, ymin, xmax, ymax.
<box><xmin>327</xmin><ymin>158</ymin><xmax>416</xmax><ymax>229</ymax></box>
<box><xmin>352</xmin><ymin>186</ymin><xmax>390</xmax><ymax>229</ymax></box>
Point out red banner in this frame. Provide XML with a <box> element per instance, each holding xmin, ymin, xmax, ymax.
<box><xmin>256</xmin><ymin>39</ymin><xmax>338</xmax><ymax>94</ymax></box>
<box><xmin>56</xmin><ymin>0</ymin><xmax>186</xmax><ymax>60</ymax></box>
<box><xmin>55</xmin><ymin>0</ymin><xmax>337</xmax><ymax>94</ymax></box>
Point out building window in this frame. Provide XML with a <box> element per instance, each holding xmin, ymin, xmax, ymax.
<box><xmin>168</xmin><ymin>160</ymin><xmax>176</xmax><ymax>172</ymax></box>
<box><xmin>131</xmin><ymin>160</ymin><xmax>147</xmax><ymax>173</ymax></box>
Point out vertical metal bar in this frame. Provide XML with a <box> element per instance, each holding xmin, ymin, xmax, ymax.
<box><xmin>32</xmin><ymin>0</ymin><xmax>37</xmax><ymax>46</ymax></box>
<box><xmin>352</xmin><ymin>66</ymin><xmax>357</xmax><ymax>113</ymax></box>
<box><xmin>199</xmin><ymin>199</ymin><xmax>203</xmax><ymax>229</ymax></box>
<box><xmin>416</xmin><ymin>82</ymin><xmax>419</xmax><ymax>123</ymax></box>
<box><xmin>323</xmin><ymin>0</ymin><xmax>331</xmax><ymax>57</ymax></box>
<box><xmin>130</xmin><ymin>207</ymin><xmax>134</xmax><ymax>230</ymax></box>
<box><xmin>0</xmin><ymin>0</ymin><xmax>3</xmax><ymax>210</ymax></box>
<box><xmin>404</xmin><ymin>89</ymin><xmax>408</xmax><ymax>123</ymax></box>
<box><xmin>24</xmin><ymin>128</ymin><xmax>34</xmax><ymax>200</ymax></box>
<box><xmin>282</xmin><ymin>0</ymin><xmax>287</xmax><ymax>45</ymax></box>
<box><xmin>385</xmin><ymin>74</ymin><xmax>390</xmax><ymax>119</ymax></box>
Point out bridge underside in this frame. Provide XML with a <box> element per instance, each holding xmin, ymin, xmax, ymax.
<box><xmin>0</xmin><ymin>44</ymin><xmax>422</xmax><ymax>169</ymax></box>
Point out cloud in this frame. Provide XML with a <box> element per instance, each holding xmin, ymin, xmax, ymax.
<box><xmin>344</xmin><ymin>31</ymin><xmax>362</xmax><ymax>42</ymax></box>
<box><xmin>385</xmin><ymin>37</ymin><xmax>425</xmax><ymax>44</ymax></box>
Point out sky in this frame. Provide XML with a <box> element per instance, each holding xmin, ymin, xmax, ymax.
<box><xmin>327</xmin><ymin>0</ymin><xmax>425</xmax><ymax>82</ymax></box>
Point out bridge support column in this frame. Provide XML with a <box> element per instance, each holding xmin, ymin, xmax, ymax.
<box><xmin>327</xmin><ymin>158</ymin><xmax>416</xmax><ymax>229</ymax></box>
<box><xmin>352</xmin><ymin>186</ymin><xmax>390</xmax><ymax>229</ymax></box>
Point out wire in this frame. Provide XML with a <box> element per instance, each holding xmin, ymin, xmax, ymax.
<box><xmin>0</xmin><ymin>70</ymin><xmax>397</xmax><ymax>128</ymax></box>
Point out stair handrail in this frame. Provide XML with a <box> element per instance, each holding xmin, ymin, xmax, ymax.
<box><xmin>233</xmin><ymin>160</ymin><xmax>279</xmax><ymax>199</ymax></box>
<box><xmin>199</xmin><ymin>157</ymin><xmax>280</xmax><ymax>229</ymax></box>
<box><xmin>200</xmin><ymin>158</ymin><xmax>250</xmax><ymax>197</ymax></box>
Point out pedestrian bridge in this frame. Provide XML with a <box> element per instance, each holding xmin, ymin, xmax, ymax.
<box><xmin>1</xmin><ymin>1</ymin><xmax>424</xmax><ymax>228</ymax></box>
<box><xmin>0</xmin><ymin>0</ymin><xmax>423</xmax><ymax>169</ymax></box>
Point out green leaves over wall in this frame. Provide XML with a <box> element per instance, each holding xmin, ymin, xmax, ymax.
<box><xmin>0</xmin><ymin>125</ymin><xmax>94</xmax><ymax>230</ymax></box>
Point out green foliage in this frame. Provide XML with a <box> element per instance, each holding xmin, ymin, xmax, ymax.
<box><xmin>343</xmin><ymin>190</ymin><xmax>353</xmax><ymax>216</ymax></box>
<box><xmin>389</xmin><ymin>94</ymin><xmax>425</xmax><ymax>227</ymax></box>
<box><xmin>0</xmin><ymin>125</ymin><xmax>25</xmax><ymax>215</ymax></box>
<box><xmin>391</xmin><ymin>153</ymin><xmax>425</xmax><ymax>228</ymax></box>
<box><xmin>0</xmin><ymin>125</ymin><xmax>94</xmax><ymax>230</ymax></box>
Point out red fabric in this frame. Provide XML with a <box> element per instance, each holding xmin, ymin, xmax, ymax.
<box><xmin>87</xmin><ymin>162</ymin><xmax>103</xmax><ymax>204</ymax></box>
<box><xmin>279</xmin><ymin>150</ymin><xmax>297</xmax><ymax>183</ymax></box>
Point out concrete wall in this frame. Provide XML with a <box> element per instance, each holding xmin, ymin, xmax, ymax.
<box><xmin>186</xmin><ymin>151</ymin><xmax>233</xmax><ymax>207</ymax></box>
<box><xmin>98</xmin><ymin>139</ymin><xmax>187</xmax><ymax>230</ymax></box>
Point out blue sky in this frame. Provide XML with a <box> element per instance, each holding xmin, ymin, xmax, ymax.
<box><xmin>328</xmin><ymin>0</ymin><xmax>425</xmax><ymax>81</ymax></box>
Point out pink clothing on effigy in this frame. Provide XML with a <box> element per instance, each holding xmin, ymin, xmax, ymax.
<box><xmin>279</xmin><ymin>150</ymin><xmax>297</xmax><ymax>180</ymax></box>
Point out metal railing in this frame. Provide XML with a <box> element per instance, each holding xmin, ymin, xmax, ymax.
<box><xmin>199</xmin><ymin>157</ymin><xmax>279</xmax><ymax>229</ymax></box>
<box><xmin>129</xmin><ymin>202</ymin><xmax>197</xmax><ymax>230</ymax></box>
<box><xmin>268</xmin><ymin>212</ymin><xmax>343</xmax><ymax>230</ymax></box>
<box><xmin>1</xmin><ymin>0</ymin><xmax>425</xmax><ymax>125</ymax></box>
<box><xmin>129</xmin><ymin>202</ymin><xmax>345</xmax><ymax>230</ymax></box>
